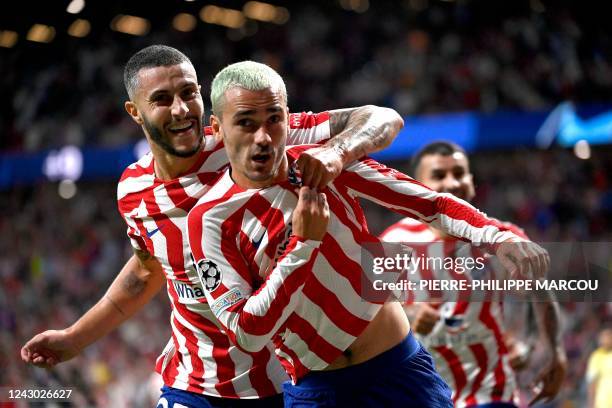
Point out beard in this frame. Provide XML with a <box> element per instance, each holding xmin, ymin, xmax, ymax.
<box><xmin>143</xmin><ymin>115</ymin><xmax>203</xmax><ymax>158</ymax></box>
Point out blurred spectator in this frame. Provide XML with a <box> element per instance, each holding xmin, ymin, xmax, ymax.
<box><xmin>586</xmin><ymin>327</ymin><xmax>612</xmax><ymax>408</ymax></box>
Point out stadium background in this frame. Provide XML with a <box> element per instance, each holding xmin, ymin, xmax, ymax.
<box><xmin>1</xmin><ymin>0</ymin><xmax>610</xmax><ymax>406</ymax></box>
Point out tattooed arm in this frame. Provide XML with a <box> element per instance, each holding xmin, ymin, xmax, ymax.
<box><xmin>297</xmin><ymin>105</ymin><xmax>403</xmax><ymax>189</ymax></box>
<box><xmin>21</xmin><ymin>251</ymin><xmax>166</xmax><ymax>368</ymax></box>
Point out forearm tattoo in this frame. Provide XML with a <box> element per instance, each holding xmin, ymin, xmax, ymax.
<box><xmin>328</xmin><ymin>107</ymin><xmax>396</xmax><ymax>162</ymax></box>
<box><xmin>122</xmin><ymin>249</ymin><xmax>151</xmax><ymax>296</ymax></box>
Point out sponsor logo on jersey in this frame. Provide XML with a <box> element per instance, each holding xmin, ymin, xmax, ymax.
<box><xmin>251</xmin><ymin>229</ymin><xmax>266</xmax><ymax>249</ymax></box>
<box><xmin>290</xmin><ymin>114</ymin><xmax>302</xmax><ymax>128</ymax></box>
<box><xmin>173</xmin><ymin>281</ymin><xmax>206</xmax><ymax>300</ymax></box>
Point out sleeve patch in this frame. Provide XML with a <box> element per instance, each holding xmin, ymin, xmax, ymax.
<box><xmin>210</xmin><ymin>287</ymin><xmax>244</xmax><ymax>315</ymax></box>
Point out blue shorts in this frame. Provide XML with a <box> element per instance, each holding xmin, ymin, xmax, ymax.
<box><xmin>283</xmin><ymin>331</ymin><xmax>452</xmax><ymax>407</ymax></box>
<box><xmin>157</xmin><ymin>386</ymin><xmax>283</xmax><ymax>408</ymax></box>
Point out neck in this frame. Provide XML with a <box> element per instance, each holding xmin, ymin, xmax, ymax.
<box><xmin>152</xmin><ymin>146</ymin><xmax>201</xmax><ymax>180</ymax></box>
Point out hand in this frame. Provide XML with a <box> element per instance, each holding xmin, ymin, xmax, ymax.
<box><xmin>496</xmin><ymin>239</ymin><xmax>550</xmax><ymax>279</ymax></box>
<box><xmin>505</xmin><ymin>337</ymin><xmax>531</xmax><ymax>370</ymax></box>
<box><xmin>296</xmin><ymin>146</ymin><xmax>344</xmax><ymax>189</ymax></box>
<box><xmin>21</xmin><ymin>329</ymin><xmax>81</xmax><ymax>368</ymax></box>
<box><xmin>292</xmin><ymin>187</ymin><xmax>330</xmax><ymax>241</ymax></box>
<box><xmin>412</xmin><ymin>303</ymin><xmax>440</xmax><ymax>335</ymax></box>
<box><xmin>529</xmin><ymin>347</ymin><xmax>567</xmax><ymax>406</ymax></box>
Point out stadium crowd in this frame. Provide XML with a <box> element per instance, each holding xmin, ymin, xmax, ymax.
<box><xmin>0</xmin><ymin>1</ymin><xmax>610</xmax><ymax>151</ymax></box>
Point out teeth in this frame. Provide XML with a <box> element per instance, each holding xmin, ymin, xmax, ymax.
<box><xmin>169</xmin><ymin>122</ymin><xmax>192</xmax><ymax>131</ymax></box>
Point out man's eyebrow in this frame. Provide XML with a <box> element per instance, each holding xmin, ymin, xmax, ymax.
<box><xmin>234</xmin><ymin>106</ymin><xmax>282</xmax><ymax>118</ymax></box>
<box><xmin>148</xmin><ymin>89</ymin><xmax>169</xmax><ymax>99</ymax></box>
<box><xmin>148</xmin><ymin>82</ymin><xmax>197</xmax><ymax>99</ymax></box>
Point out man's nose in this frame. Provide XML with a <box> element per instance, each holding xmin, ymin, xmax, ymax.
<box><xmin>443</xmin><ymin>175</ymin><xmax>461</xmax><ymax>191</ymax></box>
<box><xmin>171</xmin><ymin>95</ymin><xmax>188</xmax><ymax>118</ymax></box>
<box><xmin>253</xmin><ymin>126</ymin><xmax>272</xmax><ymax>145</ymax></box>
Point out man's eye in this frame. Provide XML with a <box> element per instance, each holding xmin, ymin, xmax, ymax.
<box><xmin>152</xmin><ymin>95</ymin><xmax>171</xmax><ymax>104</ymax></box>
<box><xmin>269</xmin><ymin>115</ymin><xmax>281</xmax><ymax>124</ymax></box>
<box><xmin>238</xmin><ymin>119</ymin><xmax>253</xmax><ymax>127</ymax></box>
<box><xmin>183</xmin><ymin>90</ymin><xmax>198</xmax><ymax>99</ymax></box>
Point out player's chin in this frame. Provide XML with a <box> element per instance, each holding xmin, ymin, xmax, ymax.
<box><xmin>173</xmin><ymin>137</ymin><xmax>202</xmax><ymax>155</ymax></box>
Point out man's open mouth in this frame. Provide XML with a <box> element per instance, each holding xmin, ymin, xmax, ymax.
<box><xmin>168</xmin><ymin>121</ymin><xmax>195</xmax><ymax>135</ymax></box>
<box><xmin>251</xmin><ymin>153</ymin><xmax>271</xmax><ymax>164</ymax></box>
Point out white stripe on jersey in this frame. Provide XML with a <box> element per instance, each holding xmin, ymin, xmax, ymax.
<box><xmin>116</xmin><ymin>113</ymin><xmax>331</xmax><ymax>398</ymax></box>
<box><xmin>380</xmin><ymin>217</ymin><xmax>518</xmax><ymax>407</ymax></box>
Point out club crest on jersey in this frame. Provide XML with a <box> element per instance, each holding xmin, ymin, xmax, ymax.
<box><xmin>288</xmin><ymin>163</ymin><xmax>302</xmax><ymax>186</ymax></box>
<box><xmin>195</xmin><ymin>259</ymin><xmax>222</xmax><ymax>292</ymax></box>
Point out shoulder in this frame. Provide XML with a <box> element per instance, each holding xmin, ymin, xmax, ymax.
<box><xmin>380</xmin><ymin>218</ymin><xmax>434</xmax><ymax>242</ymax></box>
<box><xmin>188</xmin><ymin>171</ymin><xmax>240</xmax><ymax>224</ymax></box>
<box><xmin>288</xmin><ymin>111</ymin><xmax>330</xmax><ymax>129</ymax></box>
<box><xmin>117</xmin><ymin>153</ymin><xmax>156</xmax><ymax>207</ymax></box>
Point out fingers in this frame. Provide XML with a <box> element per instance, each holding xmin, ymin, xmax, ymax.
<box><xmin>297</xmin><ymin>156</ymin><xmax>314</xmax><ymax>187</ymax></box>
<box><xmin>296</xmin><ymin>147</ymin><xmax>343</xmax><ymax>189</ymax></box>
<box><xmin>20</xmin><ymin>346</ymin><xmax>31</xmax><ymax>362</ymax></box>
<box><xmin>497</xmin><ymin>241</ymin><xmax>550</xmax><ymax>279</ymax></box>
<box><xmin>497</xmin><ymin>244</ymin><xmax>518</xmax><ymax>277</ymax></box>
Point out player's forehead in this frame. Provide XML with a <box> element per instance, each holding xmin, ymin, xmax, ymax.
<box><xmin>223</xmin><ymin>87</ymin><xmax>285</xmax><ymax>117</ymax></box>
<box><xmin>136</xmin><ymin>62</ymin><xmax>198</xmax><ymax>95</ymax></box>
<box><xmin>420</xmin><ymin>152</ymin><xmax>469</xmax><ymax>173</ymax></box>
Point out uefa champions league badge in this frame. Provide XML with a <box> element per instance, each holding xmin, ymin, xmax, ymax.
<box><xmin>195</xmin><ymin>258</ymin><xmax>223</xmax><ymax>292</ymax></box>
<box><xmin>288</xmin><ymin>162</ymin><xmax>302</xmax><ymax>186</ymax></box>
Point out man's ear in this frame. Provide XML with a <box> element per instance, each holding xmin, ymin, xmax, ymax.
<box><xmin>210</xmin><ymin>114</ymin><xmax>222</xmax><ymax>141</ymax></box>
<box><xmin>125</xmin><ymin>101</ymin><xmax>143</xmax><ymax>125</ymax></box>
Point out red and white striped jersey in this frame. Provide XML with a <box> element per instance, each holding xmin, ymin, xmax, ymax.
<box><xmin>116</xmin><ymin>112</ymin><xmax>331</xmax><ymax>399</ymax></box>
<box><xmin>187</xmin><ymin>146</ymin><xmax>521</xmax><ymax>383</ymax></box>
<box><xmin>380</xmin><ymin>217</ymin><xmax>527</xmax><ymax>407</ymax></box>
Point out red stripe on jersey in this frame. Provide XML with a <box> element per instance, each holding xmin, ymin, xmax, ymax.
<box><xmin>434</xmin><ymin>345</ymin><xmax>468</xmax><ymax>405</ymax></box>
<box><xmin>245</xmin><ymin>192</ymin><xmax>292</xmax><ymax>265</ymax></box>
<box><xmin>163</xmin><ymin>347</ymin><xmax>181</xmax><ymax>387</ymax></box>
<box><xmin>302</xmin><ymin>274</ymin><xmax>370</xmax><ymax>338</ymax></box>
<box><xmin>275</xmin><ymin>339</ymin><xmax>309</xmax><ymax>381</ymax></box>
<box><xmin>145</xmin><ymin>196</ymin><xmax>189</xmax><ymax>282</ymax></box>
<box><xmin>234</xmin><ymin>239</ymin><xmax>315</xmax><ymax>337</ymax></box>
<box><xmin>166</xmin><ymin>307</ymin><xmax>207</xmax><ymax>394</ymax></box>
<box><xmin>478</xmin><ymin>302</ymin><xmax>507</xmax><ymax>401</ymax></box>
<box><xmin>286</xmin><ymin>314</ymin><xmax>343</xmax><ymax>364</ymax></box>
<box><xmin>338</xmin><ymin>170</ymin><xmax>441</xmax><ymax>221</ymax></box>
<box><xmin>168</xmin><ymin>288</ymin><xmax>242</xmax><ymax>397</ymax></box>
<box><xmin>119</xmin><ymin>159</ymin><xmax>156</xmax><ymax>181</ymax></box>
<box><xmin>165</xmin><ymin>179</ymin><xmax>199</xmax><ymax>213</ymax></box>
<box><xmin>332</xmin><ymin>179</ymin><xmax>370</xmax><ymax>232</ymax></box>
<box><xmin>248</xmin><ymin>346</ymin><xmax>279</xmax><ymax>397</ymax></box>
<box><xmin>464</xmin><ymin>343</ymin><xmax>489</xmax><ymax>406</ymax></box>
<box><xmin>318</xmin><ymin>236</ymin><xmax>364</xmax><ymax>297</ymax></box>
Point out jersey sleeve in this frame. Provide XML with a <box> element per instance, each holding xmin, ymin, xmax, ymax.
<box><xmin>122</xmin><ymin>212</ymin><xmax>147</xmax><ymax>252</ymax></box>
<box><xmin>117</xmin><ymin>193</ymin><xmax>147</xmax><ymax>252</ymax></box>
<box><xmin>338</xmin><ymin>158</ymin><xmax>520</xmax><ymax>245</ymax></box>
<box><xmin>187</xmin><ymin>206</ymin><xmax>322</xmax><ymax>353</ymax></box>
<box><xmin>286</xmin><ymin>112</ymin><xmax>331</xmax><ymax>145</ymax></box>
